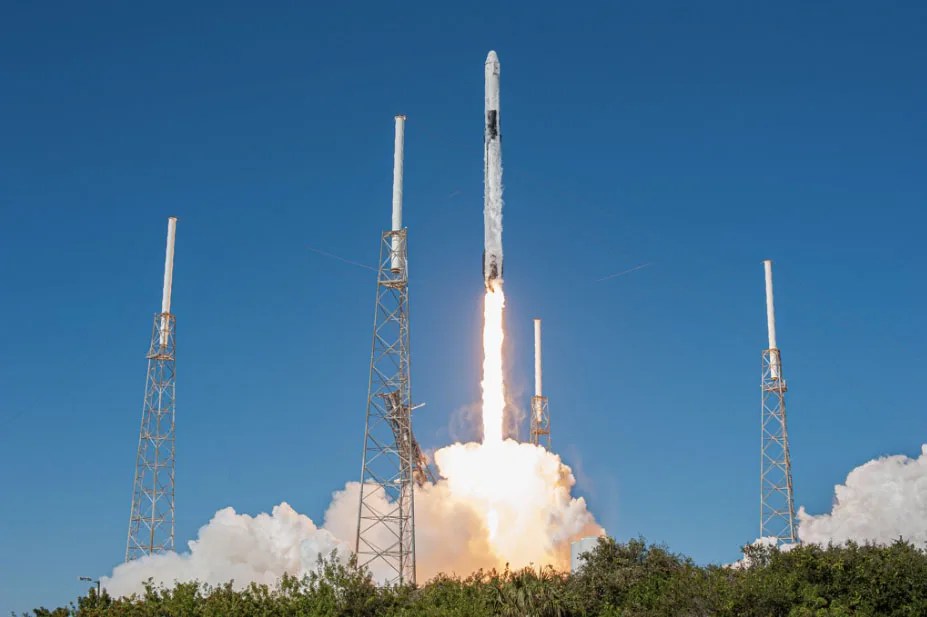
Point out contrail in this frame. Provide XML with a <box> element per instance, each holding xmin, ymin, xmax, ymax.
<box><xmin>594</xmin><ymin>262</ymin><xmax>653</xmax><ymax>283</ymax></box>
<box><xmin>307</xmin><ymin>246</ymin><xmax>377</xmax><ymax>272</ymax></box>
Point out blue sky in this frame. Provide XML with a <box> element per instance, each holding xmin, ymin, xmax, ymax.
<box><xmin>2</xmin><ymin>0</ymin><xmax>925</xmax><ymax>612</ymax></box>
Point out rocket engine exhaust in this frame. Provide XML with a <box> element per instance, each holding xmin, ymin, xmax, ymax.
<box><xmin>483</xmin><ymin>50</ymin><xmax>503</xmax><ymax>291</ymax></box>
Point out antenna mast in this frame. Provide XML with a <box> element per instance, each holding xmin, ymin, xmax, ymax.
<box><xmin>530</xmin><ymin>318</ymin><xmax>551</xmax><ymax>448</ymax></box>
<box><xmin>126</xmin><ymin>217</ymin><xmax>178</xmax><ymax>561</ymax></box>
<box><xmin>760</xmin><ymin>259</ymin><xmax>797</xmax><ymax>544</ymax></box>
<box><xmin>356</xmin><ymin>115</ymin><xmax>423</xmax><ymax>584</ymax></box>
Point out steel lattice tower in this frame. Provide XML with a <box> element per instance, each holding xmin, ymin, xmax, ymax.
<box><xmin>126</xmin><ymin>217</ymin><xmax>178</xmax><ymax>561</ymax></box>
<box><xmin>530</xmin><ymin>318</ymin><xmax>550</xmax><ymax>448</ymax></box>
<box><xmin>760</xmin><ymin>259</ymin><xmax>797</xmax><ymax>544</ymax></box>
<box><xmin>356</xmin><ymin>228</ymin><xmax>417</xmax><ymax>584</ymax></box>
<box><xmin>356</xmin><ymin>115</ymin><xmax>420</xmax><ymax>585</ymax></box>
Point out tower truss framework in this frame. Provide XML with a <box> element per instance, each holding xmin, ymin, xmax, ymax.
<box><xmin>356</xmin><ymin>229</ymin><xmax>419</xmax><ymax>585</ymax></box>
<box><xmin>760</xmin><ymin>348</ymin><xmax>797</xmax><ymax>544</ymax></box>
<box><xmin>126</xmin><ymin>312</ymin><xmax>176</xmax><ymax>561</ymax></box>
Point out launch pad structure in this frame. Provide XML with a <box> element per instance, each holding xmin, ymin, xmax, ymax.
<box><xmin>760</xmin><ymin>259</ymin><xmax>797</xmax><ymax>545</ymax></box>
<box><xmin>126</xmin><ymin>217</ymin><xmax>178</xmax><ymax>561</ymax></box>
<box><xmin>356</xmin><ymin>115</ymin><xmax>430</xmax><ymax>585</ymax></box>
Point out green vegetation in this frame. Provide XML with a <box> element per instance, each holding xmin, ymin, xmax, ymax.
<box><xmin>27</xmin><ymin>538</ymin><xmax>927</xmax><ymax>616</ymax></box>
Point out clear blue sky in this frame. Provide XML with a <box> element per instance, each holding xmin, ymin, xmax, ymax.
<box><xmin>1</xmin><ymin>1</ymin><xmax>925</xmax><ymax>613</ymax></box>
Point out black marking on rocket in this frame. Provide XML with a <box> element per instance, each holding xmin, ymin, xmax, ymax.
<box><xmin>487</xmin><ymin>110</ymin><xmax>498</xmax><ymax>139</ymax></box>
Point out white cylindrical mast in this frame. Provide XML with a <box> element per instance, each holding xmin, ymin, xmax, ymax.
<box><xmin>159</xmin><ymin>217</ymin><xmax>177</xmax><ymax>346</ymax></box>
<box><xmin>534</xmin><ymin>318</ymin><xmax>543</xmax><ymax>397</ymax></box>
<box><xmin>162</xmin><ymin>217</ymin><xmax>177</xmax><ymax>314</ymax></box>
<box><xmin>763</xmin><ymin>259</ymin><xmax>780</xmax><ymax>378</ymax></box>
<box><xmin>764</xmin><ymin>259</ymin><xmax>777</xmax><ymax>349</ymax></box>
<box><xmin>391</xmin><ymin>114</ymin><xmax>406</xmax><ymax>272</ymax></box>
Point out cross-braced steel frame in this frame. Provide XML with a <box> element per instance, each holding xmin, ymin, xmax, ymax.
<box><xmin>356</xmin><ymin>229</ymin><xmax>418</xmax><ymax>585</ymax></box>
<box><xmin>530</xmin><ymin>395</ymin><xmax>550</xmax><ymax>449</ymax></box>
<box><xmin>126</xmin><ymin>313</ymin><xmax>176</xmax><ymax>561</ymax></box>
<box><xmin>760</xmin><ymin>348</ymin><xmax>797</xmax><ymax>544</ymax></box>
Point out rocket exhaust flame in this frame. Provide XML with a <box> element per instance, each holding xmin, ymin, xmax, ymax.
<box><xmin>481</xmin><ymin>281</ymin><xmax>506</xmax><ymax>444</ymax></box>
<box><xmin>480</xmin><ymin>283</ymin><xmax>505</xmax><ymax>551</ymax></box>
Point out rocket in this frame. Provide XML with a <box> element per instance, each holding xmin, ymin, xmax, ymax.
<box><xmin>483</xmin><ymin>50</ymin><xmax>503</xmax><ymax>290</ymax></box>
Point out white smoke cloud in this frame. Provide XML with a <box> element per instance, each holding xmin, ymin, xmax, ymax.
<box><xmin>798</xmin><ymin>445</ymin><xmax>927</xmax><ymax>547</ymax></box>
<box><xmin>102</xmin><ymin>503</ymin><xmax>348</xmax><ymax>597</ymax></box>
<box><xmin>332</xmin><ymin>441</ymin><xmax>601</xmax><ymax>580</ymax></box>
<box><xmin>103</xmin><ymin>440</ymin><xmax>602</xmax><ymax>596</ymax></box>
<box><xmin>323</xmin><ymin>480</ymin><xmax>497</xmax><ymax>581</ymax></box>
<box><xmin>432</xmin><ymin>440</ymin><xmax>601</xmax><ymax>571</ymax></box>
<box><xmin>727</xmin><ymin>536</ymin><xmax>799</xmax><ymax>569</ymax></box>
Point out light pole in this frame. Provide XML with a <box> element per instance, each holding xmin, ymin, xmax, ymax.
<box><xmin>78</xmin><ymin>576</ymin><xmax>101</xmax><ymax>595</ymax></box>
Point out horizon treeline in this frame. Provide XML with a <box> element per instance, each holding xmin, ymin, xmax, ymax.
<box><xmin>25</xmin><ymin>537</ymin><xmax>927</xmax><ymax>616</ymax></box>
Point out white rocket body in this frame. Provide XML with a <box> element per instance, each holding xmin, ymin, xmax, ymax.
<box><xmin>483</xmin><ymin>50</ymin><xmax>503</xmax><ymax>290</ymax></box>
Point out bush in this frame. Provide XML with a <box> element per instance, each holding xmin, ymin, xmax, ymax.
<box><xmin>27</xmin><ymin>539</ymin><xmax>927</xmax><ymax>617</ymax></box>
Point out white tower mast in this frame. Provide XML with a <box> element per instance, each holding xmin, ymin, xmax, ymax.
<box><xmin>356</xmin><ymin>115</ymin><xmax>426</xmax><ymax>585</ymax></box>
<box><xmin>530</xmin><ymin>318</ymin><xmax>551</xmax><ymax>448</ymax></box>
<box><xmin>760</xmin><ymin>259</ymin><xmax>797</xmax><ymax>544</ymax></box>
<box><xmin>127</xmin><ymin>216</ymin><xmax>178</xmax><ymax>561</ymax></box>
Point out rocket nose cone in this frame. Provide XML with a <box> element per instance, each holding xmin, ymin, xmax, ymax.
<box><xmin>486</xmin><ymin>50</ymin><xmax>499</xmax><ymax>64</ymax></box>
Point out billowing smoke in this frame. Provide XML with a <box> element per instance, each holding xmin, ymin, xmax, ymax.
<box><xmin>798</xmin><ymin>445</ymin><xmax>927</xmax><ymax>546</ymax></box>
<box><xmin>103</xmin><ymin>440</ymin><xmax>601</xmax><ymax>595</ymax></box>
<box><xmin>432</xmin><ymin>440</ymin><xmax>601</xmax><ymax>571</ymax></box>
<box><xmin>103</xmin><ymin>503</ymin><xmax>348</xmax><ymax>597</ymax></box>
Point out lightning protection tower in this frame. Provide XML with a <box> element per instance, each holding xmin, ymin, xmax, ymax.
<box><xmin>760</xmin><ymin>259</ymin><xmax>797</xmax><ymax>545</ymax></box>
<box><xmin>126</xmin><ymin>217</ymin><xmax>178</xmax><ymax>561</ymax></box>
<box><xmin>530</xmin><ymin>318</ymin><xmax>551</xmax><ymax>448</ymax></box>
<box><xmin>356</xmin><ymin>115</ymin><xmax>421</xmax><ymax>585</ymax></box>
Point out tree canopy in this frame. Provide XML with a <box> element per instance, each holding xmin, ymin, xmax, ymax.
<box><xmin>30</xmin><ymin>538</ymin><xmax>927</xmax><ymax>616</ymax></box>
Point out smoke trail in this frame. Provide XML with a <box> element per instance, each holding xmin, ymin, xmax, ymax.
<box><xmin>798</xmin><ymin>445</ymin><xmax>927</xmax><ymax>546</ymax></box>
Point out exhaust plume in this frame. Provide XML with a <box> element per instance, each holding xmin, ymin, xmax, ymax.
<box><xmin>481</xmin><ymin>282</ymin><xmax>506</xmax><ymax>444</ymax></box>
<box><xmin>103</xmin><ymin>503</ymin><xmax>347</xmax><ymax>597</ymax></box>
<box><xmin>102</xmin><ymin>440</ymin><xmax>601</xmax><ymax>595</ymax></box>
<box><xmin>798</xmin><ymin>445</ymin><xmax>927</xmax><ymax>546</ymax></box>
